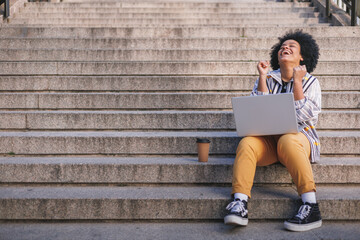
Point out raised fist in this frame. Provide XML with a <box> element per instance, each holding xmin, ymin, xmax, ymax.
<box><xmin>257</xmin><ymin>61</ymin><xmax>270</xmax><ymax>76</ymax></box>
<box><xmin>293</xmin><ymin>65</ymin><xmax>307</xmax><ymax>83</ymax></box>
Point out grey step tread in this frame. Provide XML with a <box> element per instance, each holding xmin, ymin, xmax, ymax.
<box><xmin>0</xmin><ymin>131</ymin><xmax>358</xmax><ymax>155</ymax></box>
<box><xmin>20</xmin><ymin>7</ymin><xmax>318</xmax><ymax>13</ymax></box>
<box><xmin>0</xmin><ymin>92</ymin><xmax>357</xmax><ymax>109</ymax></box>
<box><xmin>10</xmin><ymin>17</ymin><xmax>322</xmax><ymax>21</ymax></box>
<box><xmin>1</xmin><ymin>37</ymin><xmax>358</xmax><ymax>50</ymax></box>
<box><xmin>6</xmin><ymin>24</ymin><xmax>331</xmax><ymax>28</ymax></box>
<box><xmin>60</xmin><ymin>0</ymin><xmax>278</xmax><ymax>1</ymax></box>
<box><xmin>18</xmin><ymin>11</ymin><xmax>318</xmax><ymax>17</ymax></box>
<box><xmin>0</xmin><ymin>110</ymin><xmax>358</xmax><ymax>130</ymax></box>
<box><xmin>22</xmin><ymin>0</ymin><xmax>270</xmax><ymax>1</ymax></box>
<box><xmin>55</xmin><ymin>0</ymin><xmax>294</xmax><ymax>1</ymax></box>
<box><xmin>23</xmin><ymin>2</ymin><xmax>312</xmax><ymax>7</ymax></box>
<box><xmin>19</xmin><ymin>9</ymin><xmax>318</xmax><ymax>15</ymax></box>
<box><xmin>8</xmin><ymin>18</ymin><xmax>325</xmax><ymax>24</ymax></box>
<box><xmin>3</xmin><ymin>48</ymin><xmax>357</xmax><ymax>61</ymax></box>
<box><xmin>7</xmin><ymin>23</ymin><xmax>329</xmax><ymax>28</ymax></box>
<box><xmin>1</xmin><ymin>61</ymin><xmax>359</xmax><ymax>75</ymax></box>
<box><xmin>0</xmin><ymin>156</ymin><xmax>359</xmax><ymax>184</ymax></box>
<box><xmin>1</xmin><ymin>26</ymin><xmax>359</xmax><ymax>38</ymax></box>
<box><xmin>0</xmin><ymin>76</ymin><xmax>358</xmax><ymax>92</ymax></box>
<box><xmin>0</xmin><ymin>186</ymin><xmax>359</xmax><ymax>220</ymax></box>
<box><xmin>1</xmin><ymin>221</ymin><xmax>360</xmax><ymax>240</ymax></box>
<box><xmin>22</xmin><ymin>2</ymin><xmax>313</xmax><ymax>6</ymax></box>
<box><xmin>12</xmin><ymin>12</ymin><xmax>322</xmax><ymax>19</ymax></box>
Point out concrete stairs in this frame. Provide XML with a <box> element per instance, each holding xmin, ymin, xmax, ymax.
<box><xmin>0</xmin><ymin>0</ymin><xmax>360</xmax><ymax>239</ymax></box>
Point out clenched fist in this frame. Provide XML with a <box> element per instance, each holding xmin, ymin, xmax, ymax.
<box><xmin>293</xmin><ymin>65</ymin><xmax>307</xmax><ymax>83</ymax></box>
<box><xmin>257</xmin><ymin>61</ymin><xmax>270</xmax><ymax>77</ymax></box>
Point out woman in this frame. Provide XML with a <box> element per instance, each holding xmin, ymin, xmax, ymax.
<box><xmin>224</xmin><ymin>30</ymin><xmax>322</xmax><ymax>232</ymax></box>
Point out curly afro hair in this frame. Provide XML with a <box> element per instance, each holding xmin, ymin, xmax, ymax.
<box><xmin>270</xmin><ymin>30</ymin><xmax>320</xmax><ymax>73</ymax></box>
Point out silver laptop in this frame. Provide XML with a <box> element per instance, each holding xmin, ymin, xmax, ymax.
<box><xmin>231</xmin><ymin>93</ymin><xmax>299</xmax><ymax>137</ymax></box>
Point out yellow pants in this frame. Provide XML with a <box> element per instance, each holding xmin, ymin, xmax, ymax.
<box><xmin>232</xmin><ymin>132</ymin><xmax>316</xmax><ymax>198</ymax></box>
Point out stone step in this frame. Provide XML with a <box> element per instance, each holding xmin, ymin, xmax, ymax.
<box><xmin>59</xmin><ymin>0</ymin><xmax>276</xmax><ymax>2</ymax></box>
<box><xmin>6</xmin><ymin>24</ymin><xmax>331</xmax><ymax>28</ymax></box>
<box><xmin>0</xmin><ymin>76</ymin><xmax>358</xmax><ymax>92</ymax></box>
<box><xmin>1</xmin><ymin>26</ymin><xmax>359</xmax><ymax>39</ymax></box>
<box><xmin>0</xmin><ymin>156</ymin><xmax>358</xmax><ymax>184</ymax></box>
<box><xmin>8</xmin><ymin>17</ymin><xmax>326</xmax><ymax>26</ymax></box>
<box><xmin>0</xmin><ymin>131</ymin><xmax>358</xmax><ymax>155</ymax></box>
<box><xmin>0</xmin><ymin>185</ymin><xmax>358</xmax><ymax>220</ymax></box>
<box><xmin>59</xmin><ymin>0</ymin><xmax>277</xmax><ymax>2</ymax></box>
<box><xmin>1</xmin><ymin>61</ymin><xmax>359</xmax><ymax>75</ymax></box>
<box><xmin>0</xmin><ymin>37</ymin><xmax>358</xmax><ymax>50</ymax></box>
<box><xmin>0</xmin><ymin>110</ymin><xmax>358</xmax><ymax>130</ymax></box>
<box><xmin>23</xmin><ymin>1</ymin><xmax>312</xmax><ymax>8</ymax></box>
<box><xmin>1</xmin><ymin>0</ymin><xmax>357</xmax><ymax>233</ymax></box>
<box><xmin>12</xmin><ymin>12</ymin><xmax>322</xmax><ymax>19</ymax></box>
<box><xmin>19</xmin><ymin>7</ymin><xmax>318</xmax><ymax>14</ymax></box>
<box><xmin>1</xmin><ymin>48</ymin><xmax>358</xmax><ymax>61</ymax></box>
<box><xmin>0</xmin><ymin>25</ymin><xmax>360</xmax><ymax>38</ymax></box>
<box><xmin>1</xmin><ymin>221</ymin><xmax>360</xmax><ymax>240</ymax></box>
<box><xmin>0</xmin><ymin>92</ymin><xmax>357</xmax><ymax>110</ymax></box>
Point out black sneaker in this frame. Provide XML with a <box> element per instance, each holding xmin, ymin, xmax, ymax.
<box><xmin>284</xmin><ymin>202</ymin><xmax>322</xmax><ymax>232</ymax></box>
<box><xmin>224</xmin><ymin>199</ymin><xmax>248</xmax><ymax>226</ymax></box>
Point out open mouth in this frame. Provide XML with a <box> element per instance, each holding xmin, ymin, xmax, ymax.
<box><xmin>282</xmin><ymin>50</ymin><xmax>291</xmax><ymax>56</ymax></box>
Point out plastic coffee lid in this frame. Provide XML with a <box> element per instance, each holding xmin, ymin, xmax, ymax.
<box><xmin>196</xmin><ymin>138</ymin><xmax>211</xmax><ymax>143</ymax></box>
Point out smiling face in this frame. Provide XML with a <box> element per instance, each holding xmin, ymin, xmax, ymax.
<box><xmin>278</xmin><ymin>39</ymin><xmax>303</xmax><ymax>67</ymax></box>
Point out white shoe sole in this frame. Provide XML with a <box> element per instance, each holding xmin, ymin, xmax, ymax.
<box><xmin>224</xmin><ymin>214</ymin><xmax>248</xmax><ymax>226</ymax></box>
<box><xmin>284</xmin><ymin>220</ymin><xmax>322</xmax><ymax>232</ymax></box>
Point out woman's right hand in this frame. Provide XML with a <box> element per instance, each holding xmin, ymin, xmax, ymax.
<box><xmin>257</xmin><ymin>61</ymin><xmax>270</xmax><ymax>76</ymax></box>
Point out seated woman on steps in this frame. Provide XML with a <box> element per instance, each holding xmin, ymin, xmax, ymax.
<box><xmin>224</xmin><ymin>30</ymin><xmax>322</xmax><ymax>232</ymax></box>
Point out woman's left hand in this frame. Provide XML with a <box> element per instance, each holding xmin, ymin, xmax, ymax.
<box><xmin>293</xmin><ymin>65</ymin><xmax>307</xmax><ymax>83</ymax></box>
<box><xmin>292</xmin><ymin>65</ymin><xmax>307</xmax><ymax>101</ymax></box>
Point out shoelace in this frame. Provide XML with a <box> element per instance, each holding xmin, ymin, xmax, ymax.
<box><xmin>295</xmin><ymin>205</ymin><xmax>311</xmax><ymax>220</ymax></box>
<box><xmin>226</xmin><ymin>200</ymin><xmax>247</xmax><ymax>216</ymax></box>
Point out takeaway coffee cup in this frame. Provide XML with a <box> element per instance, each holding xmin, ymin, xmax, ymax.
<box><xmin>196</xmin><ymin>138</ymin><xmax>211</xmax><ymax>162</ymax></box>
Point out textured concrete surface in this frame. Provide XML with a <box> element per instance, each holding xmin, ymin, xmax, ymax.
<box><xmin>0</xmin><ymin>131</ymin><xmax>358</xmax><ymax>155</ymax></box>
<box><xmin>22</xmin><ymin>1</ymin><xmax>313</xmax><ymax>8</ymax></box>
<box><xmin>8</xmin><ymin>17</ymin><xmax>326</xmax><ymax>25</ymax></box>
<box><xmin>1</xmin><ymin>61</ymin><xmax>360</xmax><ymax>75</ymax></box>
<box><xmin>0</xmin><ymin>186</ymin><xmax>299</xmax><ymax>220</ymax></box>
<box><xmin>3</xmin><ymin>48</ymin><xmax>359</xmax><ymax>61</ymax></box>
<box><xmin>20</xmin><ymin>6</ymin><xmax>318</xmax><ymax>14</ymax></box>
<box><xmin>1</xmin><ymin>26</ymin><xmax>360</xmax><ymax>38</ymax></box>
<box><xmin>0</xmin><ymin>157</ymin><xmax>359</xmax><ymax>184</ymax></box>
<box><xmin>2</xmin><ymin>24</ymin><xmax>334</xmax><ymax>28</ymax></box>
<box><xmin>13</xmin><ymin>12</ymin><xmax>323</xmax><ymax>20</ymax></box>
<box><xmin>0</xmin><ymin>221</ymin><xmax>360</xmax><ymax>240</ymax></box>
<box><xmin>0</xmin><ymin>110</ymin><xmax>358</xmax><ymax>130</ymax></box>
<box><xmin>0</xmin><ymin>92</ymin><xmax>357</xmax><ymax>109</ymax></box>
<box><xmin>5</xmin><ymin>2</ymin><xmax>317</xmax><ymax>8</ymax></box>
<box><xmin>5</xmin><ymin>23</ymin><xmax>331</xmax><ymax>28</ymax></box>
<box><xmin>0</xmin><ymin>186</ymin><xmax>358</xmax><ymax>220</ymax></box>
<box><xmin>2</xmin><ymin>36</ymin><xmax>360</xmax><ymax>50</ymax></box>
<box><xmin>0</xmin><ymin>75</ymin><xmax>358</xmax><ymax>91</ymax></box>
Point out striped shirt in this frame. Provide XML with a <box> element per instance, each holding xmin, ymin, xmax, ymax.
<box><xmin>251</xmin><ymin>69</ymin><xmax>321</xmax><ymax>163</ymax></box>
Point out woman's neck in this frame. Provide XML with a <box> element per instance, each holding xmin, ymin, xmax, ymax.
<box><xmin>280</xmin><ymin>65</ymin><xmax>295</xmax><ymax>82</ymax></box>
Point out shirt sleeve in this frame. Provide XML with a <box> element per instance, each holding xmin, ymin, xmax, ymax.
<box><xmin>294</xmin><ymin>77</ymin><xmax>321</xmax><ymax>125</ymax></box>
<box><xmin>250</xmin><ymin>77</ymin><xmax>270</xmax><ymax>96</ymax></box>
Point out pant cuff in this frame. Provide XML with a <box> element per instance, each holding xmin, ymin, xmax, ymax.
<box><xmin>231</xmin><ymin>187</ymin><xmax>251</xmax><ymax>199</ymax></box>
